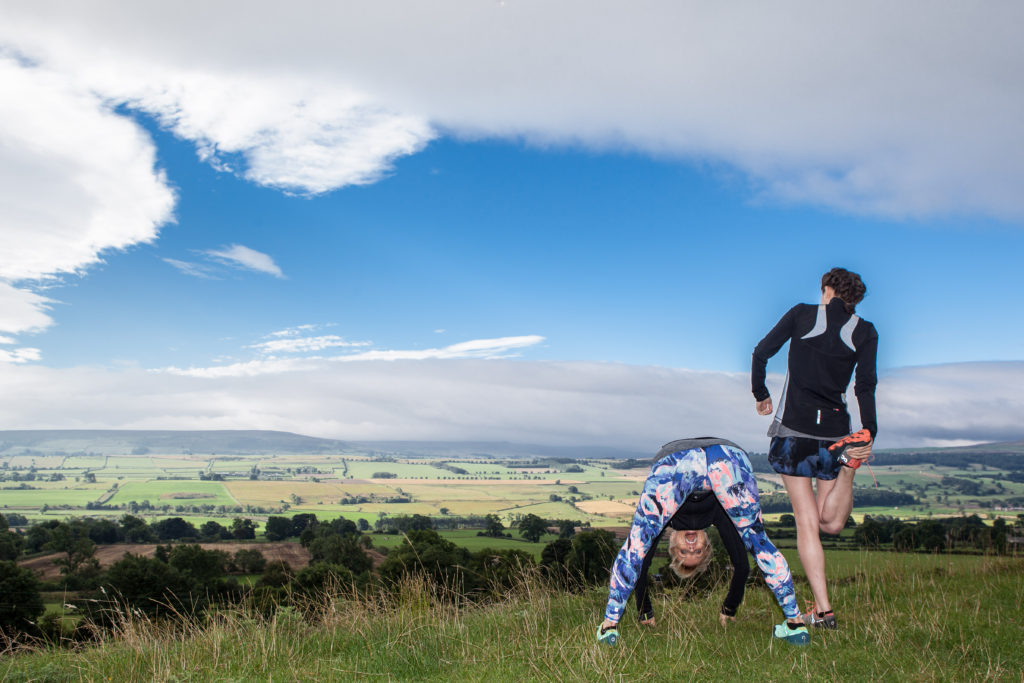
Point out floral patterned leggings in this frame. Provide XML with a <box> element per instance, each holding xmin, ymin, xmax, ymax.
<box><xmin>604</xmin><ymin>443</ymin><xmax>799</xmax><ymax>623</ymax></box>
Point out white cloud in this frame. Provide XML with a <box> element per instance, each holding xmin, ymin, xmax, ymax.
<box><xmin>0</xmin><ymin>346</ymin><xmax>41</xmax><ymax>364</ymax></box>
<box><xmin>0</xmin><ymin>55</ymin><xmax>175</xmax><ymax>337</ymax></box>
<box><xmin>204</xmin><ymin>244</ymin><xmax>284</xmax><ymax>279</ymax></box>
<box><xmin>166</xmin><ymin>335</ymin><xmax>547</xmax><ymax>376</ymax></box>
<box><xmin>0</xmin><ymin>282</ymin><xmax>54</xmax><ymax>336</ymax></box>
<box><xmin>0</xmin><ymin>359</ymin><xmax>1018</xmax><ymax>451</ymax></box>
<box><xmin>2</xmin><ymin>2</ymin><xmax>1022</xmax><ymax>217</ymax></box>
<box><xmin>249</xmin><ymin>335</ymin><xmax>370</xmax><ymax>355</ymax></box>
<box><xmin>163</xmin><ymin>258</ymin><xmax>219</xmax><ymax>280</ymax></box>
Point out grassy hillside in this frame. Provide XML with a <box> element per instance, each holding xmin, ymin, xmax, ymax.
<box><xmin>4</xmin><ymin>551</ymin><xmax>1022</xmax><ymax>681</ymax></box>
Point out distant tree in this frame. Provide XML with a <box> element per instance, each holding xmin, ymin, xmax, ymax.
<box><xmin>47</xmin><ymin>520</ymin><xmax>98</xmax><ymax>576</ymax></box>
<box><xmin>264</xmin><ymin>516</ymin><xmax>292</xmax><ymax>542</ymax></box>
<box><xmin>233</xmin><ymin>548</ymin><xmax>267</xmax><ymax>574</ymax></box>
<box><xmin>0</xmin><ymin>515</ymin><xmax>24</xmax><ymax>561</ymax></box>
<box><xmin>167</xmin><ymin>544</ymin><xmax>228</xmax><ymax>588</ymax></box>
<box><xmin>290</xmin><ymin>513</ymin><xmax>318</xmax><ymax>537</ymax></box>
<box><xmin>24</xmin><ymin>520</ymin><xmax>60</xmax><ymax>553</ymax></box>
<box><xmin>292</xmin><ymin>562</ymin><xmax>355</xmax><ymax>596</ymax></box>
<box><xmin>484</xmin><ymin>514</ymin><xmax>505</xmax><ymax>538</ymax></box>
<box><xmin>540</xmin><ymin>538</ymin><xmax>573</xmax><ymax>569</ymax></box>
<box><xmin>558</xmin><ymin>519</ymin><xmax>576</xmax><ymax>539</ymax></box>
<box><xmin>2</xmin><ymin>513</ymin><xmax>28</xmax><ymax>527</ymax></box>
<box><xmin>153</xmin><ymin>517</ymin><xmax>199</xmax><ymax>541</ymax></box>
<box><xmin>231</xmin><ymin>517</ymin><xmax>258</xmax><ymax>540</ymax></box>
<box><xmin>119</xmin><ymin>515</ymin><xmax>157</xmax><ymax>543</ymax></box>
<box><xmin>469</xmin><ymin>548</ymin><xmax>536</xmax><ymax>595</ymax></box>
<box><xmin>778</xmin><ymin>514</ymin><xmax>796</xmax><ymax>528</ymax></box>
<box><xmin>307</xmin><ymin>534</ymin><xmax>372</xmax><ymax>574</ymax></box>
<box><xmin>377</xmin><ymin>529</ymin><xmax>472</xmax><ymax>594</ymax></box>
<box><xmin>566</xmin><ymin>529</ymin><xmax>618</xmax><ymax>584</ymax></box>
<box><xmin>255</xmin><ymin>560</ymin><xmax>289</xmax><ymax>587</ymax></box>
<box><xmin>199</xmin><ymin>520</ymin><xmax>232</xmax><ymax>542</ymax></box>
<box><xmin>0</xmin><ymin>561</ymin><xmax>44</xmax><ymax>635</ymax></box>
<box><xmin>102</xmin><ymin>553</ymin><xmax>192</xmax><ymax>619</ymax></box>
<box><xmin>517</xmin><ymin>514</ymin><xmax>547</xmax><ymax>543</ymax></box>
<box><xmin>88</xmin><ymin>519</ymin><xmax>120</xmax><ymax>544</ymax></box>
<box><xmin>357</xmin><ymin>518</ymin><xmax>370</xmax><ymax>532</ymax></box>
<box><xmin>328</xmin><ymin>517</ymin><xmax>359</xmax><ymax>536</ymax></box>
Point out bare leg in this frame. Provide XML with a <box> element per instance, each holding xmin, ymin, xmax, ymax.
<box><xmin>818</xmin><ymin>467</ymin><xmax>855</xmax><ymax>534</ymax></box>
<box><xmin>782</xmin><ymin>474</ymin><xmax>831</xmax><ymax>613</ymax></box>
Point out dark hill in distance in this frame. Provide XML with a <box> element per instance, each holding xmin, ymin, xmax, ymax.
<box><xmin>0</xmin><ymin>430</ymin><xmax>647</xmax><ymax>460</ymax></box>
<box><xmin>0</xmin><ymin>430</ymin><xmax>347</xmax><ymax>455</ymax></box>
<box><xmin>0</xmin><ymin>430</ymin><xmax>1020</xmax><ymax>465</ymax></box>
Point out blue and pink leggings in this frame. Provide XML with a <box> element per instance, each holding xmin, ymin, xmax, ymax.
<box><xmin>604</xmin><ymin>443</ymin><xmax>799</xmax><ymax>623</ymax></box>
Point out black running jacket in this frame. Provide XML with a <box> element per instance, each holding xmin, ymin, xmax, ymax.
<box><xmin>752</xmin><ymin>298</ymin><xmax>878</xmax><ymax>439</ymax></box>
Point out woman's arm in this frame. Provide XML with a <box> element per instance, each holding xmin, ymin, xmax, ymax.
<box><xmin>634</xmin><ymin>531</ymin><xmax>663</xmax><ymax>624</ymax></box>
<box><xmin>712</xmin><ymin>511</ymin><xmax>750</xmax><ymax>617</ymax></box>
<box><xmin>751</xmin><ymin>305</ymin><xmax>799</xmax><ymax>402</ymax></box>
<box><xmin>855</xmin><ymin>327</ymin><xmax>879</xmax><ymax>439</ymax></box>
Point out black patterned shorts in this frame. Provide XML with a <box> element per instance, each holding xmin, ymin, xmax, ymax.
<box><xmin>768</xmin><ymin>436</ymin><xmax>841</xmax><ymax>480</ymax></box>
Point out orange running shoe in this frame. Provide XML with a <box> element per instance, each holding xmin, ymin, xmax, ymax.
<box><xmin>828</xmin><ymin>429</ymin><xmax>872</xmax><ymax>469</ymax></box>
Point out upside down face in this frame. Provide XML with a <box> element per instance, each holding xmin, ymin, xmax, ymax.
<box><xmin>669</xmin><ymin>529</ymin><xmax>710</xmax><ymax>569</ymax></box>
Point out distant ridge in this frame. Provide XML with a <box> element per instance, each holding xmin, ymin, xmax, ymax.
<box><xmin>1</xmin><ymin>429</ymin><xmax>1019</xmax><ymax>460</ymax></box>
<box><xmin>0</xmin><ymin>430</ymin><xmax>648</xmax><ymax>460</ymax></box>
<box><xmin>0</xmin><ymin>430</ymin><xmax>347</xmax><ymax>455</ymax></box>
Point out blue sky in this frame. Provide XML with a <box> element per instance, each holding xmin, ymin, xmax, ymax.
<box><xmin>2</xmin><ymin>2</ymin><xmax>1023</xmax><ymax>449</ymax></box>
<box><xmin>39</xmin><ymin>129</ymin><xmax>1024</xmax><ymax>373</ymax></box>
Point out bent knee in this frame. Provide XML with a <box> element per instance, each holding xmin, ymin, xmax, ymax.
<box><xmin>819</xmin><ymin>520</ymin><xmax>844</xmax><ymax>535</ymax></box>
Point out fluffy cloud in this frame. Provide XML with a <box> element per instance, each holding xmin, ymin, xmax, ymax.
<box><xmin>0</xmin><ymin>55</ymin><xmax>175</xmax><ymax>337</ymax></box>
<box><xmin>1</xmin><ymin>2</ymin><xmax>1022</xmax><ymax>217</ymax></box>
<box><xmin>0</xmin><ymin>359</ymin><xmax>1018</xmax><ymax>451</ymax></box>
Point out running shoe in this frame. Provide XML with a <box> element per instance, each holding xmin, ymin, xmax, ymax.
<box><xmin>828</xmin><ymin>429</ymin><xmax>872</xmax><ymax>469</ymax></box>
<box><xmin>801</xmin><ymin>607</ymin><xmax>838</xmax><ymax>630</ymax></box>
<box><xmin>597</xmin><ymin>625</ymin><xmax>619</xmax><ymax>646</ymax></box>
<box><xmin>773</xmin><ymin>621</ymin><xmax>810</xmax><ymax>646</ymax></box>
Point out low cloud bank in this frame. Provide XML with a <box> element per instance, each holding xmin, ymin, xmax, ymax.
<box><xmin>0</xmin><ymin>360</ymin><xmax>1018</xmax><ymax>453</ymax></box>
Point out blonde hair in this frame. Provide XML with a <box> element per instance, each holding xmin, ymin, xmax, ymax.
<box><xmin>668</xmin><ymin>529</ymin><xmax>713</xmax><ymax>579</ymax></box>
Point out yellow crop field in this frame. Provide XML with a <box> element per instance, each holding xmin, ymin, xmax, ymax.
<box><xmin>574</xmin><ymin>500</ymin><xmax>635</xmax><ymax>516</ymax></box>
<box><xmin>225</xmin><ymin>480</ymin><xmax>399</xmax><ymax>505</ymax></box>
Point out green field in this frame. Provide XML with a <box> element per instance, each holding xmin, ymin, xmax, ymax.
<box><xmin>106</xmin><ymin>481</ymin><xmax>239</xmax><ymax>508</ymax></box>
<box><xmin>4</xmin><ymin>448</ymin><xmax>1023</xmax><ymax>533</ymax></box>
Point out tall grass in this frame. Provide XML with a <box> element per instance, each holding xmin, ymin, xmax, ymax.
<box><xmin>3</xmin><ymin>552</ymin><xmax>1022</xmax><ymax>681</ymax></box>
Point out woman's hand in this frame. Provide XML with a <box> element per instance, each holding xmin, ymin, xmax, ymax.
<box><xmin>719</xmin><ymin>613</ymin><xmax>735</xmax><ymax>627</ymax></box>
<box><xmin>846</xmin><ymin>441</ymin><xmax>873</xmax><ymax>460</ymax></box>
<box><xmin>600</xmin><ymin>618</ymin><xmax>618</xmax><ymax>632</ymax></box>
<box><xmin>756</xmin><ymin>398</ymin><xmax>773</xmax><ymax>416</ymax></box>
<box><xmin>639</xmin><ymin>617</ymin><xmax>656</xmax><ymax>627</ymax></box>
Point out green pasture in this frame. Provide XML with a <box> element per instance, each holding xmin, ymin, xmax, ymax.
<box><xmin>60</xmin><ymin>455</ymin><xmax>107</xmax><ymax>470</ymax></box>
<box><xmin>106</xmin><ymin>481</ymin><xmax>238</xmax><ymax>507</ymax></box>
<box><xmin>0</xmin><ymin>485</ymin><xmax>104</xmax><ymax>508</ymax></box>
<box><xmin>343</xmin><ymin>460</ymin><xmax>443</xmax><ymax>479</ymax></box>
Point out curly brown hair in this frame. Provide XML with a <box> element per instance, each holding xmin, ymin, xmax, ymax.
<box><xmin>821</xmin><ymin>267</ymin><xmax>866</xmax><ymax>314</ymax></box>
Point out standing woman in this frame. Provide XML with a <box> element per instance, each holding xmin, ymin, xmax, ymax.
<box><xmin>597</xmin><ymin>437</ymin><xmax>809</xmax><ymax>646</ymax></box>
<box><xmin>751</xmin><ymin>267</ymin><xmax>877</xmax><ymax>629</ymax></box>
